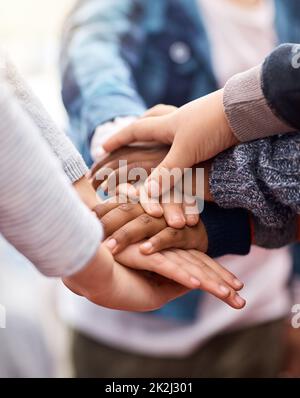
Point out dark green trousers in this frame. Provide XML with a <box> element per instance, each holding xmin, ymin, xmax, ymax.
<box><xmin>72</xmin><ymin>319</ymin><xmax>285</xmax><ymax>378</ymax></box>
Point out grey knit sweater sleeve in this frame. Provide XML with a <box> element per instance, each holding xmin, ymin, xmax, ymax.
<box><xmin>0</xmin><ymin>53</ymin><xmax>88</xmax><ymax>182</ymax></box>
<box><xmin>223</xmin><ymin>44</ymin><xmax>300</xmax><ymax>143</ymax></box>
<box><xmin>0</xmin><ymin>76</ymin><xmax>103</xmax><ymax>277</ymax></box>
<box><xmin>210</xmin><ymin>132</ymin><xmax>300</xmax><ymax>247</ymax></box>
<box><xmin>223</xmin><ymin>65</ymin><xmax>295</xmax><ymax>142</ymax></box>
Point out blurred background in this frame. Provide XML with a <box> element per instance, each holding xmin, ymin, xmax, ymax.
<box><xmin>0</xmin><ymin>0</ymin><xmax>76</xmax><ymax>377</ymax></box>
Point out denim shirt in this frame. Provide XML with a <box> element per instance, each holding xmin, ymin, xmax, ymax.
<box><xmin>61</xmin><ymin>0</ymin><xmax>300</xmax><ymax>322</ymax></box>
<box><xmin>61</xmin><ymin>0</ymin><xmax>300</xmax><ymax>166</ymax></box>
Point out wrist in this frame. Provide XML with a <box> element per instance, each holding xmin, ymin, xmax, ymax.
<box><xmin>63</xmin><ymin>245</ymin><xmax>114</xmax><ymax>303</ymax></box>
<box><xmin>73</xmin><ymin>176</ymin><xmax>100</xmax><ymax>210</ymax></box>
<box><xmin>218</xmin><ymin>89</ymin><xmax>239</xmax><ymax>149</ymax></box>
<box><xmin>192</xmin><ymin>160</ymin><xmax>213</xmax><ymax>201</ymax></box>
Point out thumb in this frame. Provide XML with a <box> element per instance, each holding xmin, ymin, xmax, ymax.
<box><xmin>145</xmin><ymin>141</ymin><xmax>194</xmax><ymax>198</ymax></box>
<box><xmin>103</xmin><ymin>115</ymin><xmax>172</xmax><ymax>153</ymax></box>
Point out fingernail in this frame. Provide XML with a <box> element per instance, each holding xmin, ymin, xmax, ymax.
<box><xmin>106</xmin><ymin>239</ymin><xmax>117</xmax><ymax>250</ymax></box>
<box><xmin>148</xmin><ymin>203</ymin><xmax>163</xmax><ymax>216</ymax></box>
<box><xmin>140</xmin><ymin>242</ymin><xmax>153</xmax><ymax>253</ymax></box>
<box><xmin>219</xmin><ymin>285</ymin><xmax>230</xmax><ymax>296</ymax></box>
<box><xmin>186</xmin><ymin>215</ymin><xmax>198</xmax><ymax>226</ymax></box>
<box><xmin>128</xmin><ymin>185</ymin><xmax>138</xmax><ymax>199</ymax></box>
<box><xmin>233</xmin><ymin>278</ymin><xmax>244</xmax><ymax>290</ymax></box>
<box><xmin>234</xmin><ymin>295</ymin><xmax>246</xmax><ymax>308</ymax></box>
<box><xmin>190</xmin><ymin>277</ymin><xmax>201</xmax><ymax>287</ymax></box>
<box><xmin>171</xmin><ymin>215</ymin><xmax>185</xmax><ymax>226</ymax></box>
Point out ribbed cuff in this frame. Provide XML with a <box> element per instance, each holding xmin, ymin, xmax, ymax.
<box><xmin>254</xmin><ymin>217</ymin><xmax>298</xmax><ymax>249</ymax></box>
<box><xmin>201</xmin><ymin>202</ymin><xmax>251</xmax><ymax>258</ymax></box>
<box><xmin>63</xmin><ymin>154</ymin><xmax>89</xmax><ymax>183</ymax></box>
<box><xmin>224</xmin><ymin>64</ymin><xmax>293</xmax><ymax>142</ymax></box>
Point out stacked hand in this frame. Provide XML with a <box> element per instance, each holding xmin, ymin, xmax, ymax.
<box><xmin>89</xmin><ymin>148</ymin><xmax>246</xmax><ymax>309</ymax></box>
<box><xmin>91</xmin><ymin>145</ymin><xmax>202</xmax><ymax>228</ymax></box>
<box><xmin>66</xmin><ymin>120</ymin><xmax>246</xmax><ymax>312</ymax></box>
<box><xmin>90</xmin><ymin>198</ymin><xmax>245</xmax><ymax>309</ymax></box>
<box><xmin>102</xmin><ymin>90</ymin><xmax>238</xmax><ymax>214</ymax></box>
<box><xmin>63</xmin><ymin>244</ymin><xmax>189</xmax><ymax>312</ymax></box>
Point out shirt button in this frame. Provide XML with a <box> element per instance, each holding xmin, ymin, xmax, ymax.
<box><xmin>169</xmin><ymin>41</ymin><xmax>191</xmax><ymax>64</ymax></box>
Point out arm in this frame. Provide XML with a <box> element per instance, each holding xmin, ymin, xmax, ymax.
<box><xmin>224</xmin><ymin>43</ymin><xmax>300</xmax><ymax>142</ymax></box>
<box><xmin>94</xmin><ymin>144</ymin><xmax>299</xmax><ymax>251</ymax></box>
<box><xmin>209</xmin><ymin>132</ymin><xmax>300</xmax><ymax>245</ymax></box>
<box><xmin>102</xmin><ymin>44</ymin><xmax>300</xmax><ymax>204</ymax></box>
<box><xmin>0</xmin><ymin>51</ymin><xmax>101</xmax><ymax>209</ymax></box>
<box><xmin>0</xmin><ymin>78</ymin><xmax>213</xmax><ymax>311</ymax></box>
<box><xmin>210</xmin><ymin>133</ymin><xmax>300</xmax><ymax>227</ymax></box>
<box><xmin>0</xmin><ymin>79</ymin><xmax>102</xmax><ymax>277</ymax></box>
<box><xmin>0</xmin><ymin>53</ymin><xmax>88</xmax><ymax>182</ymax></box>
<box><xmin>61</xmin><ymin>0</ymin><xmax>147</xmax><ymax>163</ymax></box>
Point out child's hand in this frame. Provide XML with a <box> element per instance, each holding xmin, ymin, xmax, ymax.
<box><xmin>63</xmin><ymin>244</ymin><xmax>188</xmax><ymax>312</ymax></box>
<box><xmin>116</xmin><ymin>244</ymin><xmax>246</xmax><ymax>310</ymax></box>
<box><xmin>102</xmin><ymin>90</ymin><xmax>238</xmax><ymax>216</ymax></box>
<box><xmin>91</xmin><ymin>146</ymin><xmax>199</xmax><ymax>227</ymax></box>
<box><xmin>93</xmin><ymin>199</ymin><xmax>205</xmax><ymax>255</ymax></box>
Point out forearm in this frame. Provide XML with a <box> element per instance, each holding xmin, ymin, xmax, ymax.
<box><xmin>0</xmin><ymin>79</ymin><xmax>102</xmax><ymax>277</ymax></box>
<box><xmin>210</xmin><ymin>133</ymin><xmax>300</xmax><ymax>228</ymax></box>
<box><xmin>193</xmin><ymin>150</ymin><xmax>299</xmax><ymax>249</ymax></box>
<box><xmin>63</xmin><ymin>245</ymin><xmax>114</xmax><ymax>305</ymax></box>
<box><xmin>224</xmin><ymin>44</ymin><xmax>300</xmax><ymax>142</ymax></box>
<box><xmin>1</xmin><ymin>53</ymin><xmax>88</xmax><ymax>182</ymax></box>
<box><xmin>61</xmin><ymin>0</ymin><xmax>146</xmax><ymax>151</ymax></box>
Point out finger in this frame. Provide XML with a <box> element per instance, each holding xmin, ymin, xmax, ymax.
<box><xmin>139</xmin><ymin>184</ymin><xmax>163</xmax><ymax>217</ymax></box>
<box><xmin>100</xmin><ymin>160</ymin><xmax>160</xmax><ymax>193</ymax></box>
<box><xmin>147</xmin><ymin>253</ymin><xmax>203</xmax><ymax>290</ymax></box>
<box><xmin>188</xmin><ymin>250</ymin><xmax>244</xmax><ymax>291</ymax></box>
<box><xmin>140</xmin><ymin>227</ymin><xmax>187</xmax><ymax>254</ymax></box>
<box><xmin>115</xmin><ymin>183</ymin><xmax>139</xmax><ymax>202</ymax></box>
<box><xmin>92</xmin><ymin>157</ymin><xmax>128</xmax><ymax>189</ymax></box>
<box><xmin>93</xmin><ymin>199</ymin><xmax>120</xmax><ymax>219</ymax></box>
<box><xmin>91</xmin><ymin>146</ymin><xmax>148</xmax><ymax>183</ymax></box>
<box><xmin>161</xmin><ymin>189</ymin><xmax>186</xmax><ymax>228</ymax></box>
<box><xmin>100</xmin><ymin>202</ymin><xmax>144</xmax><ymax>238</ymax></box>
<box><xmin>115</xmin><ymin>245</ymin><xmax>201</xmax><ymax>290</ymax></box>
<box><xmin>183</xmin><ymin>196</ymin><xmax>199</xmax><ymax>226</ymax></box>
<box><xmin>161</xmin><ymin>202</ymin><xmax>186</xmax><ymax>229</ymax></box>
<box><xmin>164</xmin><ymin>250</ymin><xmax>246</xmax><ymax>309</ymax></box>
<box><xmin>103</xmin><ymin>116</ymin><xmax>173</xmax><ymax>153</ymax></box>
<box><xmin>143</xmin><ymin>104</ymin><xmax>178</xmax><ymax>118</ymax></box>
<box><xmin>92</xmin><ymin>146</ymin><xmax>156</xmax><ymax>177</ymax></box>
<box><xmin>91</xmin><ymin>146</ymin><xmax>146</xmax><ymax>176</ymax></box>
<box><xmin>140</xmin><ymin>225</ymin><xmax>203</xmax><ymax>255</ymax></box>
<box><xmin>92</xmin><ymin>148</ymin><xmax>169</xmax><ymax>190</ymax></box>
<box><xmin>167</xmin><ymin>249</ymin><xmax>236</xmax><ymax>294</ymax></box>
<box><xmin>90</xmin><ymin>153</ymin><xmax>118</xmax><ymax>177</ymax></box>
<box><xmin>107</xmin><ymin>214</ymin><xmax>167</xmax><ymax>255</ymax></box>
<box><xmin>145</xmin><ymin>141</ymin><xmax>195</xmax><ymax>199</ymax></box>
